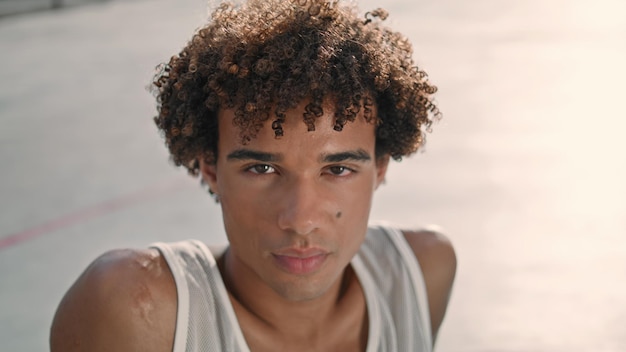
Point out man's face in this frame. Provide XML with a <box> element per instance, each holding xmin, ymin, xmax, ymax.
<box><xmin>201</xmin><ymin>100</ymin><xmax>389</xmax><ymax>302</ymax></box>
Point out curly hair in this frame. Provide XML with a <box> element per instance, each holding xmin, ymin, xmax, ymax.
<box><xmin>152</xmin><ymin>0</ymin><xmax>440</xmax><ymax>176</ymax></box>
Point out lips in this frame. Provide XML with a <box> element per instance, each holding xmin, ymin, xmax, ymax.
<box><xmin>271</xmin><ymin>248</ymin><xmax>329</xmax><ymax>275</ymax></box>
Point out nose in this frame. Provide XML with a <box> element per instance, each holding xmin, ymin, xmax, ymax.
<box><xmin>276</xmin><ymin>177</ymin><xmax>328</xmax><ymax>236</ymax></box>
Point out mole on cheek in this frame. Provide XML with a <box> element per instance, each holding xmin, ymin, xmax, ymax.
<box><xmin>336</xmin><ymin>211</ymin><xmax>342</xmax><ymax>219</ymax></box>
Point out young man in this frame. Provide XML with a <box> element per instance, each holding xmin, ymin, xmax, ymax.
<box><xmin>50</xmin><ymin>0</ymin><xmax>456</xmax><ymax>351</ymax></box>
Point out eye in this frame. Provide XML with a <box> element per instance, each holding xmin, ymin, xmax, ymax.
<box><xmin>247</xmin><ymin>164</ymin><xmax>276</xmax><ymax>174</ymax></box>
<box><xmin>327</xmin><ymin>165</ymin><xmax>354</xmax><ymax>176</ymax></box>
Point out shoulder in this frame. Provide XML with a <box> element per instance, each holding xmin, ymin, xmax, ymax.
<box><xmin>401</xmin><ymin>228</ymin><xmax>456</xmax><ymax>274</ymax></box>
<box><xmin>50</xmin><ymin>248</ymin><xmax>177</xmax><ymax>352</ymax></box>
<box><xmin>401</xmin><ymin>228</ymin><xmax>457</xmax><ymax>343</ymax></box>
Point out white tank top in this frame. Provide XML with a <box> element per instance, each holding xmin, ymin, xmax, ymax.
<box><xmin>152</xmin><ymin>225</ymin><xmax>432</xmax><ymax>352</ymax></box>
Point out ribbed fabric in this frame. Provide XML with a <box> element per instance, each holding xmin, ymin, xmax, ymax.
<box><xmin>152</xmin><ymin>225</ymin><xmax>432</xmax><ymax>352</ymax></box>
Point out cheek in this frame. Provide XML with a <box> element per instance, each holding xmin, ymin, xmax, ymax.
<box><xmin>221</xmin><ymin>189</ymin><xmax>268</xmax><ymax>225</ymax></box>
<box><xmin>337</xmin><ymin>177</ymin><xmax>376</xmax><ymax>210</ymax></box>
<box><xmin>218</xmin><ymin>177</ymin><xmax>278</xmax><ymax>238</ymax></box>
<box><xmin>219</xmin><ymin>195</ymin><xmax>264</xmax><ymax>257</ymax></box>
<box><xmin>333</xmin><ymin>178</ymin><xmax>376</xmax><ymax>238</ymax></box>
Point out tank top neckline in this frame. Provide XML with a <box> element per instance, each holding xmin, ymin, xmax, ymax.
<box><xmin>201</xmin><ymin>244</ymin><xmax>380</xmax><ymax>352</ymax></box>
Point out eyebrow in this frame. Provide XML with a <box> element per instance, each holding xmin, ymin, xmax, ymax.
<box><xmin>225</xmin><ymin>148</ymin><xmax>372</xmax><ymax>163</ymax></box>
<box><xmin>226</xmin><ymin>149</ymin><xmax>282</xmax><ymax>162</ymax></box>
<box><xmin>321</xmin><ymin>149</ymin><xmax>372</xmax><ymax>163</ymax></box>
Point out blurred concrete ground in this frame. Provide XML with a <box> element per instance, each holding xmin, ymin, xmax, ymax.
<box><xmin>0</xmin><ymin>0</ymin><xmax>109</xmax><ymax>17</ymax></box>
<box><xmin>1</xmin><ymin>0</ymin><xmax>625</xmax><ymax>351</ymax></box>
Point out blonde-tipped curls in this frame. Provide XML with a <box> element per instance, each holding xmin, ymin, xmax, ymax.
<box><xmin>152</xmin><ymin>0</ymin><xmax>440</xmax><ymax>176</ymax></box>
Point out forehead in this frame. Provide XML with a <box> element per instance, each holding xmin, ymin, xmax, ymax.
<box><xmin>216</xmin><ymin>101</ymin><xmax>377</xmax><ymax>157</ymax></box>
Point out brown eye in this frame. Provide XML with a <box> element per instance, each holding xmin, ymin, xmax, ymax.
<box><xmin>248</xmin><ymin>164</ymin><xmax>275</xmax><ymax>174</ymax></box>
<box><xmin>328</xmin><ymin>166</ymin><xmax>352</xmax><ymax>176</ymax></box>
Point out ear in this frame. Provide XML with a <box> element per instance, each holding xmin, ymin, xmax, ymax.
<box><xmin>199</xmin><ymin>157</ymin><xmax>219</xmax><ymax>194</ymax></box>
<box><xmin>374</xmin><ymin>154</ymin><xmax>390</xmax><ymax>189</ymax></box>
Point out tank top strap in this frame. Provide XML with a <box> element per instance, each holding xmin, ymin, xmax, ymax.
<box><xmin>354</xmin><ymin>224</ymin><xmax>433</xmax><ymax>351</ymax></box>
<box><xmin>152</xmin><ymin>240</ymin><xmax>250</xmax><ymax>352</ymax></box>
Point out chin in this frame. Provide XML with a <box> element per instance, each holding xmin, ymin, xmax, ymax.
<box><xmin>268</xmin><ymin>274</ymin><xmax>336</xmax><ymax>302</ymax></box>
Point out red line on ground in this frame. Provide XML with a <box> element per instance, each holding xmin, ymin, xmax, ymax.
<box><xmin>0</xmin><ymin>179</ymin><xmax>186</xmax><ymax>251</ymax></box>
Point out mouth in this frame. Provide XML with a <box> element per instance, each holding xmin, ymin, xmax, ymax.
<box><xmin>271</xmin><ymin>248</ymin><xmax>329</xmax><ymax>275</ymax></box>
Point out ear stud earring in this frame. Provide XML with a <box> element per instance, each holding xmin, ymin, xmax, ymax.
<box><xmin>208</xmin><ymin>188</ymin><xmax>220</xmax><ymax>203</ymax></box>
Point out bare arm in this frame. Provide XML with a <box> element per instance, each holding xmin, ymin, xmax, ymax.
<box><xmin>50</xmin><ymin>248</ymin><xmax>177</xmax><ymax>352</ymax></box>
<box><xmin>402</xmin><ymin>229</ymin><xmax>457</xmax><ymax>344</ymax></box>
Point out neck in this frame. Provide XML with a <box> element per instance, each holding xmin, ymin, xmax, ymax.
<box><xmin>218</xmin><ymin>248</ymin><xmax>358</xmax><ymax>341</ymax></box>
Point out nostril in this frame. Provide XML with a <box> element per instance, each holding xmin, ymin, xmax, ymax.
<box><xmin>277</xmin><ymin>204</ymin><xmax>319</xmax><ymax>235</ymax></box>
<box><xmin>276</xmin><ymin>179</ymin><xmax>329</xmax><ymax>235</ymax></box>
